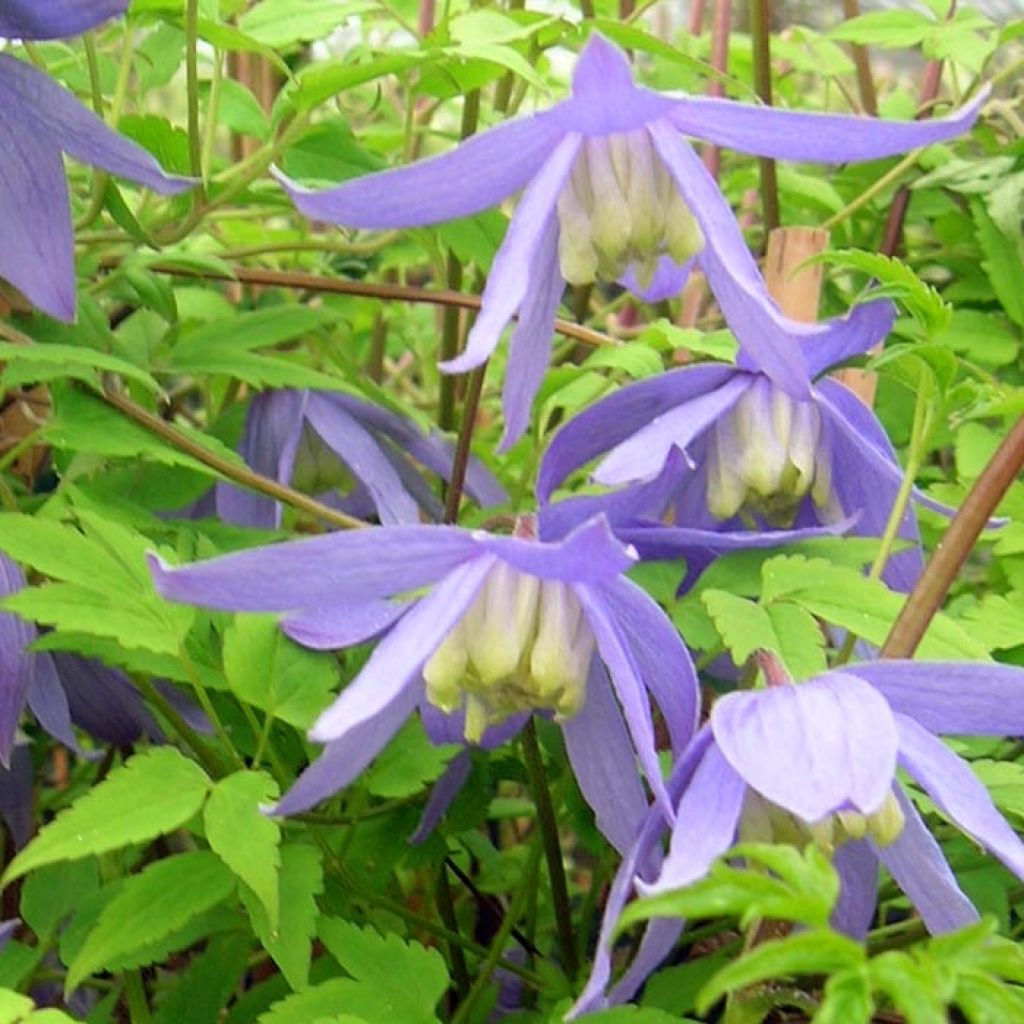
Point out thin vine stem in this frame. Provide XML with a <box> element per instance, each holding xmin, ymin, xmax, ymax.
<box><xmin>185</xmin><ymin>0</ymin><xmax>205</xmax><ymax>193</ymax></box>
<box><xmin>749</xmin><ymin>0</ymin><xmax>780</xmax><ymax>238</ymax></box>
<box><xmin>882</xmin><ymin>412</ymin><xmax>1024</xmax><ymax>659</ymax></box>
<box><xmin>520</xmin><ymin>719</ymin><xmax>578</xmax><ymax>979</ymax></box>
<box><xmin>442</xmin><ymin>365</ymin><xmax>487</xmax><ymax>523</ymax></box>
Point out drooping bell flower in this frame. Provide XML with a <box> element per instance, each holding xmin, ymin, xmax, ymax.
<box><xmin>216</xmin><ymin>389</ymin><xmax>505</xmax><ymax>528</ymax></box>
<box><xmin>275</xmin><ymin>32</ymin><xmax>984</xmax><ymax>447</ymax></box>
<box><xmin>0</xmin><ymin>0</ymin><xmax>194</xmax><ymax>321</ymax></box>
<box><xmin>539</xmin><ymin>297</ymin><xmax>955</xmax><ymax>592</ymax></box>
<box><xmin>148</xmin><ymin>515</ymin><xmax>699</xmax><ymax>854</ymax></box>
<box><xmin>570</xmin><ymin>657</ymin><xmax>1024</xmax><ymax>1016</ymax></box>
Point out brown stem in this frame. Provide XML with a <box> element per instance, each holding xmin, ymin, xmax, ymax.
<box><xmin>97</xmin><ymin>387</ymin><xmax>368</xmax><ymax>530</ymax></box>
<box><xmin>442</xmin><ymin>366</ymin><xmax>486</xmax><ymax>524</ymax></box>
<box><xmin>119</xmin><ymin>261</ymin><xmax>614</xmax><ymax>351</ymax></box>
<box><xmin>702</xmin><ymin>0</ymin><xmax>732</xmax><ymax>180</ymax></box>
<box><xmin>841</xmin><ymin>0</ymin><xmax>878</xmax><ymax>115</ymax></box>
<box><xmin>881</xmin><ymin>413</ymin><xmax>1024</xmax><ymax>659</ymax></box>
<box><xmin>688</xmin><ymin>0</ymin><xmax>707</xmax><ymax>35</ymax></box>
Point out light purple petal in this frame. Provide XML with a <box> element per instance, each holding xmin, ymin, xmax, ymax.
<box><xmin>410</xmin><ymin>751</ymin><xmax>472</xmax><ymax>844</ymax></box>
<box><xmin>420</xmin><ymin>702</ymin><xmax>527</xmax><ymax>750</ymax></box>
<box><xmin>647</xmin><ymin>118</ymin><xmax>812</xmax><ymax>399</ymax></box>
<box><xmin>607</xmin><ymin>919</ymin><xmax>684</xmax><ymax>1008</ymax></box>
<box><xmin>618</xmin><ymin>513</ymin><xmax>857</xmax><ymax>563</ymax></box>
<box><xmin>326</xmin><ymin>392</ymin><xmax>506</xmax><ymax>508</ymax></box>
<box><xmin>590</xmin><ymin>576</ymin><xmax>698</xmax><ymax>757</ymax></box>
<box><xmin>0</xmin><ymin>556</ymin><xmax>34</xmax><ymax>766</ymax></box>
<box><xmin>538</xmin><ymin>363</ymin><xmax>738</xmax><ymax>501</ymax></box>
<box><xmin>639</xmin><ymin>743</ymin><xmax>747</xmax><ymax>896</ymax></box>
<box><xmin>217</xmin><ymin>390</ymin><xmax>305</xmax><ymax>529</ymax></box>
<box><xmin>556</xmin><ymin>33</ymin><xmax>675</xmax><ymax>135</ymax></box>
<box><xmin>0</xmin><ymin>1</ymin><xmax>127</xmax><ymax>39</ymax></box>
<box><xmin>309</xmin><ymin>555</ymin><xmax>494</xmax><ymax>742</ymax></box>
<box><xmin>896</xmin><ymin>713</ymin><xmax>1024</xmax><ymax>882</ymax></box>
<box><xmin>476</xmin><ymin>515</ymin><xmax>636</xmax><ymax>584</ymax></box>
<box><xmin>305</xmin><ymin>392</ymin><xmax>420</xmax><ymax>526</ymax></box>
<box><xmin>712</xmin><ymin>673</ymin><xmax>898</xmax><ymax>822</ymax></box>
<box><xmin>561</xmin><ymin>659</ymin><xmax>648</xmax><ymax>856</ymax></box>
<box><xmin>27</xmin><ymin>652</ymin><xmax>83</xmax><ymax>754</ymax></box>
<box><xmin>441</xmin><ymin>133</ymin><xmax>581</xmax><ymax>375</ymax></box>
<box><xmin>593</xmin><ymin>373</ymin><xmax>752</xmax><ymax>486</ymax></box>
<box><xmin>801</xmin><ymin>300</ymin><xmax>895</xmax><ymax>379</ymax></box>
<box><xmin>0</xmin><ymin>746</ymin><xmax>33</xmax><ymax>849</ymax></box>
<box><xmin>273</xmin><ymin>111</ymin><xmax>565</xmax><ymax>229</ymax></box>
<box><xmin>874</xmin><ymin>785</ymin><xmax>979</xmax><ymax>934</ymax></box>
<box><xmin>832</xmin><ymin>840</ymin><xmax>878</xmax><ymax>940</ymax></box>
<box><xmin>498</xmin><ymin>210</ymin><xmax>563</xmax><ymax>451</ymax></box>
<box><xmin>0</xmin><ymin>96</ymin><xmax>76</xmax><ymax>321</ymax></box>
<box><xmin>846</xmin><ymin>661</ymin><xmax>1024</xmax><ymax>737</ymax></box>
<box><xmin>273</xmin><ymin>677</ymin><xmax>423</xmax><ymax>816</ymax></box>
<box><xmin>666</xmin><ymin>87</ymin><xmax>987</xmax><ymax>162</ymax></box>
<box><xmin>148</xmin><ymin>525</ymin><xmax>479</xmax><ymax>610</ymax></box>
<box><xmin>282</xmin><ymin>599</ymin><xmax>410</xmax><ymax>650</ymax></box>
<box><xmin>620</xmin><ymin>256</ymin><xmax>694</xmax><ymax>304</ymax></box>
<box><xmin>0</xmin><ymin>54</ymin><xmax>193</xmax><ymax>194</ymax></box>
<box><xmin>575</xmin><ymin>583</ymin><xmax>672</xmax><ymax>819</ymax></box>
<box><xmin>568</xmin><ymin>729</ymin><xmax>714</xmax><ymax>1020</ymax></box>
<box><xmin>50</xmin><ymin>653</ymin><xmax>164</xmax><ymax>745</ymax></box>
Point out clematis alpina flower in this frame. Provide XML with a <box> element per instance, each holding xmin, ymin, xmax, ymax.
<box><xmin>148</xmin><ymin>515</ymin><xmax>699</xmax><ymax>853</ymax></box>
<box><xmin>275</xmin><ymin>33</ymin><xmax>984</xmax><ymax>447</ymax></box>
<box><xmin>0</xmin><ymin>0</ymin><xmax>193</xmax><ymax>321</ymax></box>
<box><xmin>571</xmin><ymin>658</ymin><xmax>1024</xmax><ymax>1016</ymax></box>
<box><xmin>539</xmin><ymin>299</ymin><xmax>951</xmax><ymax>591</ymax></box>
<box><xmin>216</xmin><ymin>389</ymin><xmax>505</xmax><ymax>528</ymax></box>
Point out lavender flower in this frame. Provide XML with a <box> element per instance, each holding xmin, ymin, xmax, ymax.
<box><xmin>275</xmin><ymin>33</ymin><xmax>984</xmax><ymax>447</ymax></box>
<box><xmin>572</xmin><ymin>658</ymin><xmax>1024</xmax><ymax>1016</ymax></box>
<box><xmin>148</xmin><ymin>515</ymin><xmax>699</xmax><ymax>853</ymax></box>
<box><xmin>538</xmin><ymin>299</ymin><xmax>952</xmax><ymax>591</ymax></box>
<box><xmin>216</xmin><ymin>389</ymin><xmax>505</xmax><ymax>528</ymax></box>
<box><xmin>0</xmin><ymin>0</ymin><xmax>193</xmax><ymax>321</ymax></box>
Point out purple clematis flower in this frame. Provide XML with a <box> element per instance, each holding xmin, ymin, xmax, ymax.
<box><xmin>216</xmin><ymin>389</ymin><xmax>505</xmax><ymax>528</ymax></box>
<box><xmin>148</xmin><ymin>514</ymin><xmax>699</xmax><ymax>853</ymax></box>
<box><xmin>539</xmin><ymin>298</ymin><xmax>952</xmax><ymax>591</ymax></box>
<box><xmin>571</xmin><ymin>658</ymin><xmax>1024</xmax><ymax>1016</ymax></box>
<box><xmin>0</xmin><ymin>0</ymin><xmax>193</xmax><ymax>321</ymax></box>
<box><xmin>274</xmin><ymin>33</ymin><xmax>984</xmax><ymax>447</ymax></box>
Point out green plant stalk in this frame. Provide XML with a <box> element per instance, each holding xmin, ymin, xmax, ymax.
<box><xmin>833</xmin><ymin>377</ymin><xmax>934</xmax><ymax>665</ymax></box>
<box><xmin>882</xmin><ymin>411</ymin><xmax>1024</xmax><ymax>659</ymax></box>
<box><xmin>451</xmin><ymin>842</ymin><xmax>543</xmax><ymax>1024</ymax></box>
<box><xmin>185</xmin><ymin>0</ymin><xmax>205</xmax><ymax>192</ymax></box>
<box><xmin>131</xmin><ymin>673</ymin><xmax>230</xmax><ymax>779</ymax></box>
<box><xmin>77</xmin><ymin>33</ymin><xmax>109</xmax><ymax>230</ymax></box>
<box><xmin>749</xmin><ymin>0</ymin><xmax>780</xmax><ymax>237</ymax></box>
<box><xmin>439</xmin><ymin>89</ymin><xmax>481</xmax><ymax>432</ymax></box>
<box><xmin>521</xmin><ymin>719</ymin><xmax>579</xmax><ymax>979</ymax></box>
<box><xmin>177</xmin><ymin>644</ymin><xmax>245</xmax><ymax>771</ymax></box>
<box><xmin>437</xmin><ymin>865</ymin><xmax>471</xmax><ymax>1000</ymax></box>
<box><xmin>201</xmin><ymin>49</ymin><xmax>223</xmax><ymax>177</ymax></box>
<box><xmin>821</xmin><ymin>149</ymin><xmax>922</xmax><ymax>231</ymax></box>
<box><xmin>122</xmin><ymin>970</ymin><xmax>152</xmax><ymax>1024</ymax></box>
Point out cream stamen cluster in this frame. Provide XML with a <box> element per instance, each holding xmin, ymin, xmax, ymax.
<box><xmin>707</xmin><ymin>377</ymin><xmax>833</xmax><ymax>525</ymax></box>
<box><xmin>423</xmin><ymin>562</ymin><xmax>596</xmax><ymax>742</ymax></box>
<box><xmin>741</xmin><ymin>789</ymin><xmax>906</xmax><ymax>856</ymax></box>
<box><xmin>556</xmin><ymin>129</ymin><xmax>704</xmax><ymax>289</ymax></box>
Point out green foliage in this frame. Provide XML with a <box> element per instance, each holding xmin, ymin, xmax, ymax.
<box><xmin>5</xmin><ymin>749</ymin><xmax>210</xmax><ymax>882</ymax></box>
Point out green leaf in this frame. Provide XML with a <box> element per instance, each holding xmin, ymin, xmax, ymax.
<box><xmin>364</xmin><ymin>720</ymin><xmax>460</xmax><ymax>800</ymax></box>
<box><xmin>0</xmin><ymin>989</ymin><xmax>81</xmax><ymax>1023</ymax></box>
<box><xmin>239</xmin><ymin>0</ymin><xmax>375</xmax><ymax>47</ymax></box>
<box><xmin>153</xmin><ymin>933</ymin><xmax>252</xmax><ymax>1024</ymax></box>
<box><xmin>813</xmin><ymin>251</ymin><xmax>951</xmax><ymax>337</ymax></box>
<box><xmin>318</xmin><ymin>918</ymin><xmax>448</xmax><ymax>1022</ymax></box>
<box><xmin>815</xmin><ymin>968</ymin><xmax>874</xmax><ymax>1024</ymax></box>
<box><xmin>292</xmin><ymin>53</ymin><xmax>426</xmax><ymax>113</ymax></box>
<box><xmin>256</xmin><ymin>981</ymin><xmax>375</xmax><ymax>1024</ymax></box>
<box><xmin>696</xmin><ymin>930</ymin><xmax>865</xmax><ymax>1013</ymax></box>
<box><xmin>205</xmin><ymin>771</ymin><xmax>281</xmax><ymax>929</ymax></box>
<box><xmin>5</xmin><ymin>748</ymin><xmax>210</xmax><ymax>882</ymax></box>
<box><xmin>828</xmin><ymin>10</ymin><xmax>933</xmax><ymax>47</ymax></box>
<box><xmin>222</xmin><ymin>614</ymin><xmax>339</xmax><ymax>729</ymax></box>
<box><xmin>701</xmin><ymin>590</ymin><xmax>777</xmax><ymax>666</ymax></box>
<box><xmin>66</xmin><ymin>852</ymin><xmax>234</xmax><ymax>990</ymax></box>
<box><xmin>972</xmin><ymin>198</ymin><xmax>1024</xmax><ymax>327</ymax></box>
<box><xmin>0</xmin><ymin>342</ymin><xmax>160</xmax><ymax>395</ymax></box>
<box><xmin>241</xmin><ymin>844</ymin><xmax>323</xmax><ymax>991</ymax></box>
